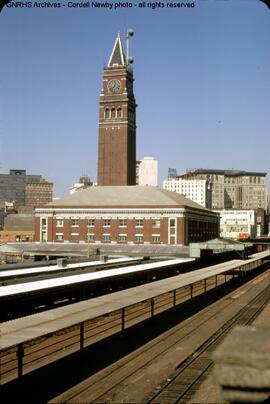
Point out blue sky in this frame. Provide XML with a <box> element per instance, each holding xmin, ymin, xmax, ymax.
<box><xmin>0</xmin><ymin>0</ymin><xmax>269</xmax><ymax>196</ymax></box>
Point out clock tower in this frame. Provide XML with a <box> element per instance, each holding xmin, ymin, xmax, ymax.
<box><xmin>97</xmin><ymin>32</ymin><xmax>137</xmax><ymax>185</ymax></box>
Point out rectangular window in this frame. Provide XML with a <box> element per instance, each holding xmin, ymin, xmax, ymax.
<box><xmin>135</xmin><ymin>234</ymin><xmax>144</xmax><ymax>243</ymax></box>
<box><xmin>71</xmin><ymin>219</ymin><xmax>79</xmax><ymax>227</ymax></box>
<box><xmin>135</xmin><ymin>219</ymin><xmax>144</xmax><ymax>227</ymax></box>
<box><xmin>170</xmin><ymin>219</ymin><xmax>176</xmax><ymax>227</ymax></box>
<box><xmin>119</xmin><ymin>219</ymin><xmax>127</xmax><ymax>227</ymax></box>
<box><xmin>56</xmin><ymin>233</ymin><xmax>64</xmax><ymax>241</ymax></box>
<box><xmin>102</xmin><ymin>234</ymin><xmax>111</xmax><ymax>242</ymax></box>
<box><xmin>152</xmin><ymin>235</ymin><xmax>160</xmax><ymax>243</ymax></box>
<box><xmin>103</xmin><ymin>219</ymin><xmax>111</xmax><ymax>227</ymax></box>
<box><xmin>118</xmin><ymin>234</ymin><xmax>127</xmax><ymax>242</ymax></box>
<box><xmin>152</xmin><ymin>219</ymin><xmax>160</xmax><ymax>228</ymax></box>
<box><xmin>87</xmin><ymin>233</ymin><xmax>95</xmax><ymax>242</ymax></box>
<box><xmin>41</xmin><ymin>218</ymin><xmax>47</xmax><ymax>233</ymax></box>
<box><xmin>87</xmin><ymin>219</ymin><xmax>95</xmax><ymax>227</ymax></box>
<box><xmin>56</xmin><ymin>219</ymin><xmax>64</xmax><ymax>227</ymax></box>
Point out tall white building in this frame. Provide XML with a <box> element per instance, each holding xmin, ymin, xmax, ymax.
<box><xmin>136</xmin><ymin>157</ymin><xmax>158</xmax><ymax>186</ymax></box>
<box><xmin>163</xmin><ymin>178</ymin><xmax>212</xmax><ymax>208</ymax></box>
<box><xmin>69</xmin><ymin>175</ymin><xmax>94</xmax><ymax>195</ymax></box>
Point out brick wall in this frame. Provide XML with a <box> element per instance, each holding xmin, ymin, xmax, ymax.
<box><xmin>35</xmin><ymin>211</ymin><xmax>219</xmax><ymax>245</ymax></box>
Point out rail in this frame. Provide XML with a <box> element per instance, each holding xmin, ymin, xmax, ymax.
<box><xmin>0</xmin><ymin>251</ymin><xmax>269</xmax><ymax>385</ymax></box>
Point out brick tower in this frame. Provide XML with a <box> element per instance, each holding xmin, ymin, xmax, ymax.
<box><xmin>97</xmin><ymin>32</ymin><xmax>137</xmax><ymax>185</ymax></box>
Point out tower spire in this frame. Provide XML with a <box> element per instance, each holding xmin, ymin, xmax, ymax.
<box><xmin>107</xmin><ymin>32</ymin><xmax>127</xmax><ymax>68</ymax></box>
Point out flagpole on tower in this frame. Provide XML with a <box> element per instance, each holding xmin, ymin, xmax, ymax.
<box><xmin>126</xmin><ymin>28</ymin><xmax>134</xmax><ymax>65</ymax></box>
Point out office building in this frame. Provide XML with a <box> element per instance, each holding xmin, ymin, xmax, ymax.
<box><xmin>163</xmin><ymin>178</ymin><xmax>212</xmax><ymax>208</ymax></box>
<box><xmin>0</xmin><ymin>169</ymin><xmax>53</xmax><ymax>211</ymax></box>
<box><xmin>180</xmin><ymin>169</ymin><xmax>267</xmax><ymax>210</ymax></box>
<box><xmin>136</xmin><ymin>157</ymin><xmax>158</xmax><ymax>186</ymax></box>
<box><xmin>25</xmin><ymin>181</ymin><xmax>53</xmax><ymax>210</ymax></box>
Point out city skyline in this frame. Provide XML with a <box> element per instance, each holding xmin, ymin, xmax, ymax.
<box><xmin>0</xmin><ymin>1</ymin><xmax>269</xmax><ymax>196</ymax></box>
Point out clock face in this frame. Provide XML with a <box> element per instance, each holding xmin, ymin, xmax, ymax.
<box><xmin>108</xmin><ymin>79</ymin><xmax>121</xmax><ymax>94</ymax></box>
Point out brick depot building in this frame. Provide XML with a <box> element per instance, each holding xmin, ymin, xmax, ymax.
<box><xmin>35</xmin><ymin>186</ymin><xmax>219</xmax><ymax>246</ymax></box>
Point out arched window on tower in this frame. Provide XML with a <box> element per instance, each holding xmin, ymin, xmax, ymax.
<box><xmin>117</xmin><ymin>108</ymin><xmax>122</xmax><ymax>118</ymax></box>
<box><xmin>129</xmin><ymin>111</ymin><xmax>135</xmax><ymax>122</ymax></box>
<box><xmin>105</xmin><ymin>108</ymin><xmax>110</xmax><ymax>119</ymax></box>
<box><xmin>111</xmin><ymin>108</ymin><xmax>116</xmax><ymax>118</ymax></box>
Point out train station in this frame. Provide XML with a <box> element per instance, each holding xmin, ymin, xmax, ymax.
<box><xmin>34</xmin><ymin>186</ymin><xmax>220</xmax><ymax>245</ymax></box>
<box><xmin>1</xmin><ymin>10</ymin><xmax>270</xmax><ymax>404</ymax></box>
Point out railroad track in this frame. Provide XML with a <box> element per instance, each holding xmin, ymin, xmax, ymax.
<box><xmin>48</xmin><ymin>270</ymin><xmax>270</xmax><ymax>403</ymax></box>
<box><xmin>145</xmin><ymin>283</ymin><xmax>270</xmax><ymax>404</ymax></box>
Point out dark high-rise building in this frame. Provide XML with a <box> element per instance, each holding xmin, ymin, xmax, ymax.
<box><xmin>0</xmin><ymin>169</ymin><xmax>53</xmax><ymax>211</ymax></box>
<box><xmin>97</xmin><ymin>33</ymin><xmax>137</xmax><ymax>185</ymax></box>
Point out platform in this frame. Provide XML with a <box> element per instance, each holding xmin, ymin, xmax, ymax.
<box><xmin>1</xmin><ymin>251</ymin><xmax>269</xmax><ymax>351</ymax></box>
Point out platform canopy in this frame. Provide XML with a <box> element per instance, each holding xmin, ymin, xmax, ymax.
<box><xmin>189</xmin><ymin>238</ymin><xmax>253</xmax><ymax>258</ymax></box>
<box><xmin>0</xmin><ymin>244</ymin><xmax>24</xmax><ymax>254</ymax></box>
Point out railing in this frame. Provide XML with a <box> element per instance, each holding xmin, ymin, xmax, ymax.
<box><xmin>0</xmin><ymin>272</ymin><xmax>237</xmax><ymax>385</ymax></box>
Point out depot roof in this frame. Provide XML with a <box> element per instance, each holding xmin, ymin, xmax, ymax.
<box><xmin>43</xmin><ymin>186</ymin><xmax>213</xmax><ymax>212</ymax></box>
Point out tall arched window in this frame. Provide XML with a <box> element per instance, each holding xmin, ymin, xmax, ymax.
<box><xmin>111</xmin><ymin>108</ymin><xmax>116</xmax><ymax>118</ymax></box>
<box><xmin>105</xmin><ymin>108</ymin><xmax>110</xmax><ymax>118</ymax></box>
<box><xmin>117</xmin><ymin>108</ymin><xmax>122</xmax><ymax>118</ymax></box>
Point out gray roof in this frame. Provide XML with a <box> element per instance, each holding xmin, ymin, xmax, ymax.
<box><xmin>181</xmin><ymin>169</ymin><xmax>267</xmax><ymax>177</ymax></box>
<box><xmin>4</xmin><ymin>214</ymin><xmax>35</xmax><ymax>231</ymax></box>
<box><xmin>45</xmin><ymin>186</ymin><xmax>211</xmax><ymax>212</ymax></box>
<box><xmin>107</xmin><ymin>33</ymin><xmax>127</xmax><ymax>67</ymax></box>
